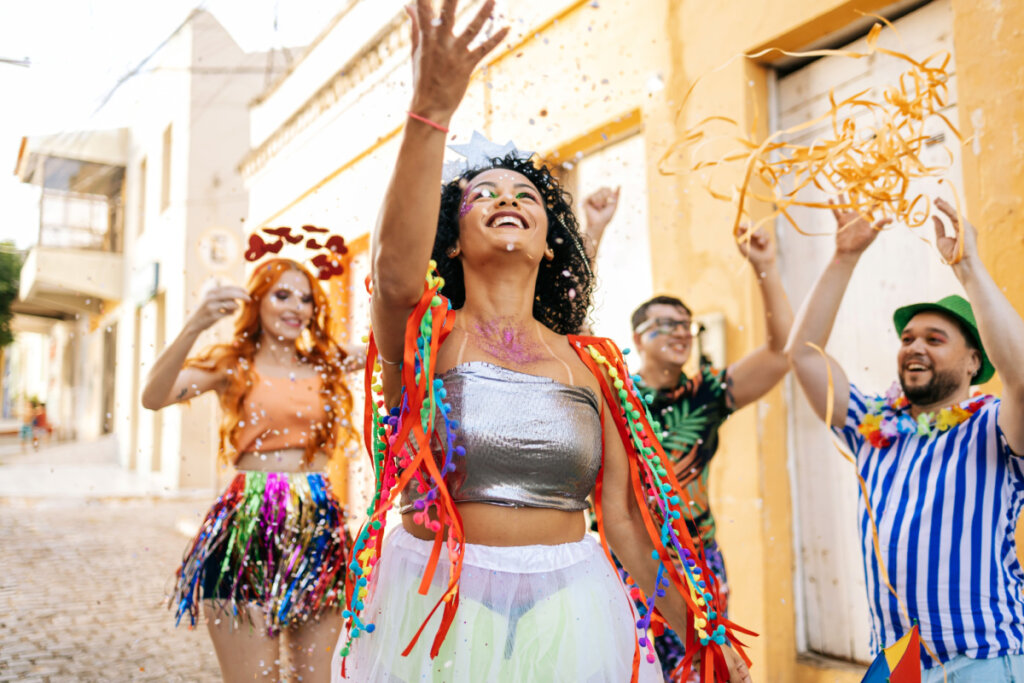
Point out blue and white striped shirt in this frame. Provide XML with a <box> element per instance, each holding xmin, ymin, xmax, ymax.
<box><xmin>835</xmin><ymin>385</ymin><xmax>1024</xmax><ymax>668</ymax></box>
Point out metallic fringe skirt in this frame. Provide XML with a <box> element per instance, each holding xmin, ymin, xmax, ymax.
<box><xmin>171</xmin><ymin>470</ymin><xmax>350</xmax><ymax>635</ymax></box>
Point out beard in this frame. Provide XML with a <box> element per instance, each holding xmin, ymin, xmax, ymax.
<box><xmin>899</xmin><ymin>367</ymin><xmax>962</xmax><ymax>406</ymax></box>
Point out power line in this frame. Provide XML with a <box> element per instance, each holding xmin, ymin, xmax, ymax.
<box><xmin>92</xmin><ymin>2</ymin><xmax>211</xmax><ymax>115</ymax></box>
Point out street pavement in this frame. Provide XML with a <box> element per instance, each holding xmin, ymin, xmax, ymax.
<box><xmin>0</xmin><ymin>436</ymin><xmax>222</xmax><ymax>682</ymax></box>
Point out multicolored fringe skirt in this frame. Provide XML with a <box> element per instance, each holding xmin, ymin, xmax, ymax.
<box><xmin>332</xmin><ymin>527</ymin><xmax>663</xmax><ymax>682</ymax></box>
<box><xmin>171</xmin><ymin>470</ymin><xmax>349</xmax><ymax>635</ymax></box>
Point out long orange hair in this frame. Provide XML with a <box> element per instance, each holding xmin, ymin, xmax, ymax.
<box><xmin>186</xmin><ymin>258</ymin><xmax>355</xmax><ymax>465</ymax></box>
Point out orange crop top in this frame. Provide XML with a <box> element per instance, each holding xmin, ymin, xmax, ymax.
<box><xmin>234</xmin><ymin>370</ymin><xmax>327</xmax><ymax>456</ymax></box>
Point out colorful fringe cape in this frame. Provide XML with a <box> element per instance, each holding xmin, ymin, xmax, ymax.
<box><xmin>172</xmin><ymin>470</ymin><xmax>349</xmax><ymax>635</ymax></box>
<box><xmin>340</xmin><ymin>264</ymin><xmax>752</xmax><ymax>681</ymax></box>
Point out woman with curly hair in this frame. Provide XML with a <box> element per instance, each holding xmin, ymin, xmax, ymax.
<box><xmin>331</xmin><ymin>2</ymin><xmax>751</xmax><ymax>681</ymax></box>
<box><xmin>142</xmin><ymin>258</ymin><xmax>355</xmax><ymax>682</ymax></box>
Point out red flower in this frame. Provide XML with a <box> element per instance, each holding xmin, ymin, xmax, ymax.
<box><xmin>867</xmin><ymin>431</ymin><xmax>891</xmax><ymax>449</ymax></box>
<box><xmin>243</xmin><ymin>234</ymin><xmax>283</xmax><ymax>261</ymax></box>
<box><xmin>312</xmin><ymin>253</ymin><xmax>345</xmax><ymax>281</ymax></box>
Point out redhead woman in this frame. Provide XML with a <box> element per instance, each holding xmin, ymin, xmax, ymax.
<box><xmin>331</xmin><ymin>2</ymin><xmax>752</xmax><ymax>681</ymax></box>
<box><xmin>142</xmin><ymin>258</ymin><xmax>355</xmax><ymax>682</ymax></box>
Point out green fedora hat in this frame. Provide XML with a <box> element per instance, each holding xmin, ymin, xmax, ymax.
<box><xmin>892</xmin><ymin>294</ymin><xmax>995</xmax><ymax>384</ymax></box>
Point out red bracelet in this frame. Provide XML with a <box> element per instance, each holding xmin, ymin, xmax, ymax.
<box><xmin>407</xmin><ymin>111</ymin><xmax>449</xmax><ymax>134</ymax></box>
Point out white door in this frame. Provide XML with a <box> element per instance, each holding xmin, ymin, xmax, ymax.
<box><xmin>777</xmin><ymin>0</ymin><xmax>961</xmax><ymax>662</ymax></box>
<box><xmin>574</xmin><ymin>133</ymin><xmax>654</xmax><ymax>351</ymax></box>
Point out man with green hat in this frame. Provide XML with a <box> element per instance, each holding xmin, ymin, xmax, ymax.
<box><xmin>787</xmin><ymin>197</ymin><xmax>1024</xmax><ymax>681</ymax></box>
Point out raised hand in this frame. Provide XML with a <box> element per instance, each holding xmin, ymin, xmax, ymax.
<box><xmin>581</xmin><ymin>186</ymin><xmax>621</xmax><ymax>258</ymax></box>
<box><xmin>831</xmin><ymin>196</ymin><xmax>892</xmax><ymax>257</ymax></box>
<box><xmin>735</xmin><ymin>224</ymin><xmax>776</xmax><ymax>270</ymax></box>
<box><xmin>187</xmin><ymin>284</ymin><xmax>250</xmax><ymax>332</ymax></box>
<box><xmin>933</xmin><ymin>196</ymin><xmax>978</xmax><ymax>266</ymax></box>
<box><xmin>407</xmin><ymin>0</ymin><xmax>510</xmax><ymax>123</ymax></box>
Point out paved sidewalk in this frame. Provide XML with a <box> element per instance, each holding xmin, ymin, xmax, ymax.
<box><xmin>0</xmin><ymin>435</ymin><xmax>176</xmax><ymax>499</ymax></box>
<box><xmin>0</xmin><ymin>439</ymin><xmax>222</xmax><ymax>682</ymax></box>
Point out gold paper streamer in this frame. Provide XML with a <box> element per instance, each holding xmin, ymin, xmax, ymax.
<box><xmin>662</xmin><ymin>20</ymin><xmax>963</xmax><ymax>262</ymax></box>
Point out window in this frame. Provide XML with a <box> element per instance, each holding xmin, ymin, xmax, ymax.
<box><xmin>138</xmin><ymin>157</ymin><xmax>147</xmax><ymax>234</ymax></box>
<box><xmin>160</xmin><ymin>125</ymin><xmax>172</xmax><ymax>212</ymax></box>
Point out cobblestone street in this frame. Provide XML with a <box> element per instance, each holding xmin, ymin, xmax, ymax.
<box><xmin>0</xmin><ymin>438</ymin><xmax>221</xmax><ymax>682</ymax></box>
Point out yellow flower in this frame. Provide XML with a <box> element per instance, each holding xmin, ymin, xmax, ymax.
<box><xmin>937</xmin><ymin>405</ymin><xmax>970</xmax><ymax>431</ymax></box>
<box><xmin>858</xmin><ymin>414</ymin><xmax>883</xmax><ymax>437</ymax></box>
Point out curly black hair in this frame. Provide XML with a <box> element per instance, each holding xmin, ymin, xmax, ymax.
<box><xmin>431</xmin><ymin>153</ymin><xmax>594</xmax><ymax>335</ymax></box>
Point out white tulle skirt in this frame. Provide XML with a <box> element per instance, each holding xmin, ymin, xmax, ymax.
<box><xmin>332</xmin><ymin>526</ymin><xmax>663</xmax><ymax>682</ymax></box>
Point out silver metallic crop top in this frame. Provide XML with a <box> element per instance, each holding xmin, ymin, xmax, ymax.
<box><xmin>400</xmin><ymin>362</ymin><xmax>603</xmax><ymax>512</ymax></box>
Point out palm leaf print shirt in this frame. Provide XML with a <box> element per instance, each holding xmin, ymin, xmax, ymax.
<box><xmin>636</xmin><ymin>363</ymin><xmax>734</xmax><ymax>542</ymax></box>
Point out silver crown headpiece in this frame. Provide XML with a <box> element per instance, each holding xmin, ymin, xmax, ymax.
<box><xmin>441</xmin><ymin>131</ymin><xmax>536</xmax><ymax>183</ymax></box>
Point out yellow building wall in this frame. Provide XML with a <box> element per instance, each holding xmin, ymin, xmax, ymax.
<box><xmin>248</xmin><ymin>0</ymin><xmax>1024</xmax><ymax>680</ymax></box>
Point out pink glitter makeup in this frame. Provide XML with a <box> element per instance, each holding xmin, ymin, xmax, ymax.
<box><xmin>471</xmin><ymin>318</ymin><xmax>546</xmax><ymax>365</ymax></box>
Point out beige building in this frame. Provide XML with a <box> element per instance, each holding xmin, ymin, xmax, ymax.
<box><xmin>12</xmin><ymin>10</ymin><xmax>288</xmax><ymax>491</ymax></box>
<box><xmin>240</xmin><ymin>0</ymin><xmax>1024</xmax><ymax>680</ymax></box>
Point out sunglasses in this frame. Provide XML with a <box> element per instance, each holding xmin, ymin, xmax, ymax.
<box><xmin>635</xmin><ymin>317</ymin><xmax>705</xmax><ymax>337</ymax></box>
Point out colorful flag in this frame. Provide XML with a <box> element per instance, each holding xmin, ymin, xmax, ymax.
<box><xmin>861</xmin><ymin>625</ymin><xmax>920</xmax><ymax>683</ymax></box>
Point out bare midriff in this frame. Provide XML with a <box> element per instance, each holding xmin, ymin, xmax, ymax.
<box><xmin>235</xmin><ymin>448</ymin><xmax>330</xmax><ymax>473</ymax></box>
<box><xmin>402</xmin><ymin>502</ymin><xmax>586</xmax><ymax>546</ymax></box>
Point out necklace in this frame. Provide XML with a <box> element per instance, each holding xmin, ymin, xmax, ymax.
<box><xmin>857</xmin><ymin>382</ymin><xmax>993</xmax><ymax>448</ymax></box>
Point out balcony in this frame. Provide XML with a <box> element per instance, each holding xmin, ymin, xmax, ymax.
<box><xmin>13</xmin><ymin>129</ymin><xmax>128</xmax><ymax>319</ymax></box>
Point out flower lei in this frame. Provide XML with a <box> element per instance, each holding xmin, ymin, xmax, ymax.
<box><xmin>857</xmin><ymin>382</ymin><xmax>993</xmax><ymax>449</ymax></box>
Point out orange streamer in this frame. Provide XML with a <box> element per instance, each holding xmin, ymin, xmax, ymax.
<box><xmin>662</xmin><ymin>21</ymin><xmax>964</xmax><ymax>263</ymax></box>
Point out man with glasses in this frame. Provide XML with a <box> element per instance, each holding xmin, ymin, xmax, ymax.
<box><xmin>585</xmin><ymin>189</ymin><xmax>793</xmax><ymax>679</ymax></box>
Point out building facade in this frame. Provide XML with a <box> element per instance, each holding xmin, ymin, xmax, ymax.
<box><xmin>13</xmin><ymin>10</ymin><xmax>287</xmax><ymax>491</ymax></box>
<box><xmin>240</xmin><ymin>0</ymin><xmax>1024</xmax><ymax>680</ymax></box>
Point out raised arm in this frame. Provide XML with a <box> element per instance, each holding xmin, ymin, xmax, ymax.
<box><xmin>726</xmin><ymin>226</ymin><xmax>794</xmax><ymax>409</ymax></box>
<box><xmin>140</xmin><ymin>285</ymin><xmax>249</xmax><ymax>410</ymax></box>
<box><xmin>371</xmin><ymin>0</ymin><xmax>508</xmax><ymax>367</ymax></box>
<box><xmin>785</xmin><ymin>207</ymin><xmax>891</xmax><ymax>428</ymax></box>
<box><xmin>934</xmin><ymin>198</ymin><xmax>1024</xmax><ymax>452</ymax></box>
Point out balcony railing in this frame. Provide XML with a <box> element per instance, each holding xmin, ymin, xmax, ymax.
<box><xmin>38</xmin><ymin>189</ymin><xmax>123</xmax><ymax>252</ymax></box>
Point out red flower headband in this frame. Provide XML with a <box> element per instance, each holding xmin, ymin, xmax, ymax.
<box><xmin>244</xmin><ymin>225</ymin><xmax>348</xmax><ymax>280</ymax></box>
